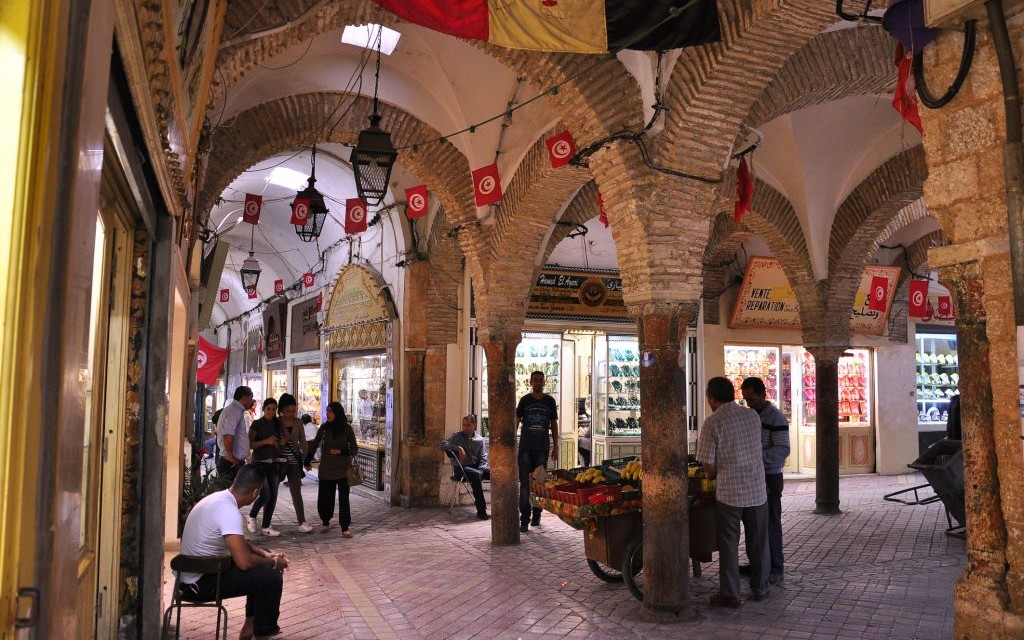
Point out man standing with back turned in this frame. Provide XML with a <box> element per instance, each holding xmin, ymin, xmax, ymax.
<box><xmin>517</xmin><ymin>370</ymin><xmax>558</xmax><ymax>533</ymax></box>
<box><xmin>697</xmin><ymin>376</ymin><xmax>769</xmax><ymax>607</ymax></box>
<box><xmin>217</xmin><ymin>386</ymin><xmax>256</xmax><ymax>482</ymax></box>
<box><xmin>741</xmin><ymin>376</ymin><xmax>789</xmax><ymax>587</ymax></box>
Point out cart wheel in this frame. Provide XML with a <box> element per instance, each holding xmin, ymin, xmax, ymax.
<box><xmin>586</xmin><ymin>559</ymin><xmax>624</xmax><ymax>583</ymax></box>
<box><xmin>623</xmin><ymin>535</ymin><xmax>644</xmax><ymax>602</ymax></box>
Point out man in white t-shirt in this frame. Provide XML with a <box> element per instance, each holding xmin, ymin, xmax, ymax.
<box><xmin>179</xmin><ymin>465</ymin><xmax>289</xmax><ymax>639</ymax></box>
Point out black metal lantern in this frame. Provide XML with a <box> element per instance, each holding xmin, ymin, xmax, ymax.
<box><xmin>240</xmin><ymin>253</ymin><xmax>261</xmax><ymax>296</ymax></box>
<box><xmin>293</xmin><ymin>146</ymin><xmax>329</xmax><ymax>242</ymax></box>
<box><xmin>350</xmin><ymin>40</ymin><xmax>397</xmax><ymax>206</ymax></box>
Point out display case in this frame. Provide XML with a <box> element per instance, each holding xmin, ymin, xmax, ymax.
<box><xmin>591</xmin><ymin>335</ymin><xmax>642</xmax><ymax>462</ymax></box>
<box><xmin>267</xmin><ymin>369</ymin><xmax>288</xmax><ymax>401</ymax></box>
<box><xmin>294</xmin><ymin>365</ymin><xmax>321</xmax><ymax>419</ymax></box>
<box><xmin>723</xmin><ymin>345</ymin><xmax>780</xmax><ymax>406</ymax></box>
<box><xmin>514</xmin><ymin>333</ymin><xmax>561</xmax><ymax>398</ymax></box>
<box><xmin>798</xmin><ymin>348</ymin><xmax>874</xmax><ymax>472</ymax></box>
<box><xmin>916</xmin><ymin>332</ymin><xmax>959</xmax><ymax>425</ymax></box>
<box><xmin>330</xmin><ymin>351</ymin><xmax>388</xmax><ymax>490</ymax></box>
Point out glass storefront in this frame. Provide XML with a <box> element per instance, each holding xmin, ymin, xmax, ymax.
<box><xmin>267</xmin><ymin>368</ymin><xmax>288</xmax><ymax>401</ymax></box>
<box><xmin>330</xmin><ymin>351</ymin><xmax>389</xmax><ymax>490</ymax></box>
<box><xmin>916</xmin><ymin>332</ymin><xmax>959</xmax><ymax>426</ymax></box>
<box><xmin>294</xmin><ymin>365</ymin><xmax>321</xmax><ymax>420</ymax></box>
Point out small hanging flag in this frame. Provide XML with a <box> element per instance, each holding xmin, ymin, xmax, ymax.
<box><xmin>316</xmin><ymin>291</ymin><xmax>323</xmax><ymax>310</ymax></box>
<box><xmin>472</xmin><ymin>163</ymin><xmax>503</xmax><ymax>207</ymax></box>
<box><xmin>406</xmin><ymin>185</ymin><xmax>428</xmax><ymax>219</ymax></box>
<box><xmin>219</xmin><ymin>289</ymin><xmax>229</xmax><ymax>303</ymax></box>
<box><xmin>937</xmin><ymin>295</ymin><xmax>954</xmax><ymax>318</ymax></box>
<box><xmin>734</xmin><ymin>156</ymin><xmax>753</xmax><ymax>224</ymax></box>
<box><xmin>346</xmin><ymin>197</ymin><xmax>368</xmax><ymax>234</ymax></box>
<box><xmin>597</xmin><ymin>192</ymin><xmax>609</xmax><ymax>228</ymax></box>
<box><xmin>868</xmin><ymin>276</ymin><xmax>889</xmax><ymax>311</ymax></box>
<box><xmin>303</xmin><ymin>272</ymin><xmax>315</xmax><ymax>289</ymax></box>
<box><xmin>546</xmin><ymin>131</ymin><xmax>577</xmax><ymax>168</ymax></box>
<box><xmin>290</xmin><ymin>197</ymin><xmax>311</xmax><ymax>226</ymax></box>
<box><xmin>892</xmin><ymin>43</ymin><xmax>923</xmax><ymax>134</ymax></box>
<box><xmin>243</xmin><ymin>193</ymin><xmax>263</xmax><ymax>224</ymax></box>
<box><xmin>196</xmin><ymin>336</ymin><xmax>231</xmax><ymax>385</ymax></box>
<box><xmin>909</xmin><ymin>280</ymin><xmax>929</xmax><ymax>318</ymax></box>
<box><xmin>274</xmin><ymin>279</ymin><xmax>284</xmax><ymax>295</ymax></box>
<box><xmin>247</xmin><ymin>288</ymin><xmax>258</xmax><ymax>300</ymax></box>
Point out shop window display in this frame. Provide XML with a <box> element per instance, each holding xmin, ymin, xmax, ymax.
<box><xmin>332</xmin><ymin>353</ymin><xmax>388</xmax><ymax>448</ymax></box>
<box><xmin>723</xmin><ymin>346</ymin><xmax>779</xmax><ymax>406</ymax></box>
<box><xmin>295</xmin><ymin>365</ymin><xmax>322</xmax><ymax>420</ymax></box>
<box><xmin>916</xmin><ymin>333</ymin><xmax>958</xmax><ymax>424</ymax></box>
<box><xmin>801</xmin><ymin>349</ymin><xmax>870</xmax><ymax>424</ymax></box>
<box><xmin>596</xmin><ymin>336</ymin><xmax>641</xmax><ymax>437</ymax></box>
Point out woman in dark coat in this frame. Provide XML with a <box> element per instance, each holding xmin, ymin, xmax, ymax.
<box><xmin>305</xmin><ymin>401</ymin><xmax>359</xmax><ymax>536</ymax></box>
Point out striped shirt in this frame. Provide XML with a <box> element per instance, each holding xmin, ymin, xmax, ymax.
<box><xmin>757</xmin><ymin>402</ymin><xmax>790</xmax><ymax>475</ymax></box>
<box><xmin>696</xmin><ymin>401</ymin><xmax>767</xmax><ymax>508</ymax></box>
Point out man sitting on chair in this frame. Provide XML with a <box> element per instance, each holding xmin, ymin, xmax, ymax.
<box><xmin>179</xmin><ymin>464</ymin><xmax>289</xmax><ymax>640</ymax></box>
<box><xmin>440</xmin><ymin>414</ymin><xmax>490</xmax><ymax>520</ymax></box>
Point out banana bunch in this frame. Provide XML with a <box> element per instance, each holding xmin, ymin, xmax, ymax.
<box><xmin>621</xmin><ymin>459</ymin><xmax>643</xmax><ymax>481</ymax></box>
<box><xmin>575</xmin><ymin>467</ymin><xmax>605</xmax><ymax>484</ymax></box>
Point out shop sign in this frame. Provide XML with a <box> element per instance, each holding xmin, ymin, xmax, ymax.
<box><xmin>850</xmin><ymin>265</ymin><xmax>901</xmax><ymax>335</ymax></box>
<box><xmin>731</xmin><ymin>257</ymin><xmax>901</xmax><ymax>335</ymax></box>
<box><xmin>526</xmin><ymin>267</ymin><xmax>628</xmax><ymax>322</ymax></box>
<box><xmin>324</xmin><ymin>265</ymin><xmax>395</xmax><ymax>330</ymax></box>
<box><xmin>729</xmin><ymin>257</ymin><xmax>801</xmax><ymax>329</ymax></box>
<box><xmin>263</xmin><ymin>299</ymin><xmax>288</xmax><ymax>361</ymax></box>
<box><xmin>290</xmin><ymin>297</ymin><xmax>321</xmax><ymax>353</ymax></box>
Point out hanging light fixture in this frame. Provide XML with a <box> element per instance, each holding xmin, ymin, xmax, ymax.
<box><xmin>350</xmin><ymin>27</ymin><xmax>397</xmax><ymax>207</ymax></box>
<box><xmin>240</xmin><ymin>219</ymin><xmax>262</xmax><ymax>296</ymax></box>
<box><xmin>293</xmin><ymin>144</ymin><xmax>329</xmax><ymax>242</ymax></box>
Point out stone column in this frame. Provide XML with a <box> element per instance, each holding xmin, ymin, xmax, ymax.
<box><xmin>637</xmin><ymin>304</ymin><xmax>695</xmax><ymax>621</ymax></box>
<box><xmin>398</xmin><ymin>261</ymin><xmax>434</xmax><ymax>506</ymax></box>
<box><xmin>482</xmin><ymin>335</ymin><xmax>521</xmax><ymax>544</ymax></box>
<box><xmin>805</xmin><ymin>346</ymin><xmax>845</xmax><ymax>514</ymax></box>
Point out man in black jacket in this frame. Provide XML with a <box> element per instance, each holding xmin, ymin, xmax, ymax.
<box><xmin>440</xmin><ymin>415</ymin><xmax>490</xmax><ymax>520</ymax></box>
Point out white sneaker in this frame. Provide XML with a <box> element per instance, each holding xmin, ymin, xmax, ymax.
<box><xmin>262</xmin><ymin>526</ymin><xmax>281</xmax><ymax>537</ymax></box>
<box><xmin>297</xmin><ymin>522</ymin><xmax>314</xmax><ymax>533</ymax></box>
<box><xmin>245</xmin><ymin>516</ymin><xmax>257</xmax><ymax>533</ymax></box>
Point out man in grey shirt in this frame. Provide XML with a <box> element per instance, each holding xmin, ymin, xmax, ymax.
<box><xmin>440</xmin><ymin>415</ymin><xmax>490</xmax><ymax>520</ymax></box>
<box><xmin>216</xmin><ymin>386</ymin><xmax>256</xmax><ymax>480</ymax></box>
<box><xmin>742</xmin><ymin>376</ymin><xmax>790</xmax><ymax>587</ymax></box>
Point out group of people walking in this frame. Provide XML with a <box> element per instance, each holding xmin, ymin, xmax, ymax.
<box><xmin>215</xmin><ymin>386</ymin><xmax>360</xmax><ymax>537</ymax></box>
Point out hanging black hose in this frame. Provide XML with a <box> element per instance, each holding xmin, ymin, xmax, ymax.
<box><xmin>913</xmin><ymin>20</ymin><xmax>977</xmax><ymax>109</ymax></box>
<box><xmin>836</xmin><ymin>0</ymin><xmax>883</xmax><ymax>23</ymax></box>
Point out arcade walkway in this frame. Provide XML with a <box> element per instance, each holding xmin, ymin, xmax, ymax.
<box><xmin>164</xmin><ymin>474</ymin><xmax>963</xmax><ymax>639</ymax></box>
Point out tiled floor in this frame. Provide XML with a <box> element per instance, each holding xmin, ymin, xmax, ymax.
<box><xmin>163</xmin><ymin>473</ymin><xmax>964</xmax><ymax>639</ymax></box>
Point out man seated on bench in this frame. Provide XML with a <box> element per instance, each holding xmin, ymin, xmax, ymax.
<box><xmin>440</xmin><ymin>414</ymin><xmax>490</xmax><ymax>520</ymax></box>
<box><xmin>178</xmin><ymin>464</ymin><xmax>289</xmax><ymax>640</ymax></box>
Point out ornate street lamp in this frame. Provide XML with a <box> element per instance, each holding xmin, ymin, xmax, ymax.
<box><xmin>293</xmin><ymin>145</ymin><xmax>329</xmax><ymax>242</ymax></box>
<box><xmin>350</xmin><ymin>33</ymin><xmax>397</xmax><ymax>206</ymax></box>
<box><xmin>240</xmin><ymin>253</ymin><xmax>261</xmax><ymax>296</ymax></box>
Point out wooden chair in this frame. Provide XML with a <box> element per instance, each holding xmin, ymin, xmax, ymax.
<box><xmin>162</xmin><ymin>554</ymin><xmax>233</xmax><ymax>640</ymax></box>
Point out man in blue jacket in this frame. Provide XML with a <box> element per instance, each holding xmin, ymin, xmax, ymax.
<box><xmin>741</xmin><ymin>376</ymin><xmax>790</xmax><ymax>587</ymax></box>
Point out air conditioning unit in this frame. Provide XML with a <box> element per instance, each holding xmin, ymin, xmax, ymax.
<box><xmin>925</xmin><ymin>0</ymin><xmax>1024</xmax><ymax>28</ymax></box>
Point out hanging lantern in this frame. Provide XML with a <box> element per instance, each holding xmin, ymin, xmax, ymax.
<box><xmin>240</xmin><ymin>253</ymin><xmax>261</xmax><ymax>297</ymax></box>
<box><xmin>293</xmin><ymin>145</ymin><xmax>330</xmax><ymax>242</ymax></box>
<box><xmin>351</xmin><ymin>114</ymin><xmax>397</xmax><ymax>206</ymax></box>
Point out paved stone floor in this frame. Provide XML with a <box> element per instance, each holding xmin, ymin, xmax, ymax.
<box><xmin>164</xmin><ymin>473</ymin><xmax>964</xmax><ymax>639</ymax></box>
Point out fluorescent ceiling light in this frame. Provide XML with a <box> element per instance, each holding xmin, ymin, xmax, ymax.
<box><xmin>267</xmin><ymin>167</ymin><xmax>309</xmax><ymax>190</ymax></box>
<box><xmin>342</xmin><ymin>24</ymin><xmax>401</xmax><ymax>55</ymax></box>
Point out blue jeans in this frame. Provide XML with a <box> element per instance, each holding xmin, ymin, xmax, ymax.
<box><xmin>518</xmin><ymin>448</ymin><xmax>548</xmax><ymax>524</ymax></box>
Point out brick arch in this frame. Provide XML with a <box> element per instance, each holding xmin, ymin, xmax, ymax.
<box><xmin>540</xmin><ymin>180</ymin><xmax>600</xmax><ymax>266</ymax></box>
<box><xmin>422</xmin><ymin>207</ymin><xmax>462</xmax><ymax>348</ymax></box>
<box><xmin>907</xmin><ymin>229</ymin><xmax>948</xmax><ymax>274</ymax></box>
<box><xmin>746</xmin><ymin>26</ymin><xmax>893</xmax><ymax>127</ymax></box>
<box><xmin>199</xmin><ymin>92</ymin><xmax>478</xmax><ymax>228</ymax></box>
<box><xmin>657</xmin><ymin>0</ymin><xmax>836</xmax><ymax>177</ymax></box>
<box><xmin>700</xmin><ymin>213</ymin><xmax>752</xmax><ymax>324</ymax></box>
<box><xmin>213</xmin><ymin>1</ymin><xmax>644</xmax><ymax>155</ymax></box>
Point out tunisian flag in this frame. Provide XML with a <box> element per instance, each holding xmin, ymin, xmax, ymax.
<box><xmin>733</xmin><ymin>156</ymin><xmax>753</xmax><ymax>224</ymax></box>
<box><xmin>472</xmin><ymin>163</ymin><xmax>503</xmax><ymax>207</ymax></box>
<box><xmin>196</xmin><ymin>337</ymin><xmax>230</xmax><ymax>385</ymax></box>
<box><xmin>868</xmin><ymin>276</ymin><xmax>889</xmax><ymax>312</ymax></box>
<box><xmin>242</xmin><ymin>193</ymin><xmax>262</xmax><ymax>224</ymax></box>
<box><xmin>546</xmin><ymin>131</ymin><xmax>577</xmax><ymax>168</ymax></box>
<box><xmin>346</xmin><ymin>198</ymin><xmax>368</xmax><ymax>234</ymax></box>
<box><xmin>908</xmin><ymin>280</ymin><xmax>928</xmax><ymax>318</ymax></box>
<box><xmin>893</xmin><ymin>43</ymin><xmax>923</xmax><ymax>134</ymax></box>
<box><xmin>369</xmin><ymin>0</ymin><xmax>719</xmax><ymax>54</ymax></box>
<box><xmin>406</xmin><ymin>185</ymin><xmax>428</xmax><ymax>219</ymax></box>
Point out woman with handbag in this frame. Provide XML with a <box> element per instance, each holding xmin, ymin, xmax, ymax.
<box><xmin>304</xmin><ymin>401</ymin><xmax>359</xmax><ymax>537</ymax></box>
<box><xmin>277</xmin><ymin>393</ymin><xmax>313</xmax><ymax>533</ymax></box>
<box><xmin>246</xmin><ymin>397</ymin><xmax>287</xmax><ymax>537</ymax></box>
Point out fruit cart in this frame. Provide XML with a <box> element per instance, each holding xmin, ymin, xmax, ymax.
<box><xmin>529</xmin><ymin>457</ymin><xmax>718</xmax><ymax>602</ymax></box>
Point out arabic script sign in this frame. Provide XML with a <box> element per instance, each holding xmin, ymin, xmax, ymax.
<box><xmin>324</xmin><ymin>265</ymin><xmax>394</xmax><ymax>330</ymax></box>
<box><xmin>731</xmin><ymin>257</ymin><xmax>902</xmax><ymax>335</ymax></box>
<box><xmin>527</xmin><ymin>268</ymin><xmax>628</xmax><ymax>322</ymax></box>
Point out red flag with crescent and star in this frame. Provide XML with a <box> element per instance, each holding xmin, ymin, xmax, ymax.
<box><xmin>406</xmin><ymin>185</ymin><xmax>428</xmax><ymax>219</ymax></box>
<box><xmin>219</xmin><ymin>289</ymin><xmax>229</xmax><ymax>303</ymax></box>
<box><xmin>868</xmin><ymin>276</ymin><xmax>889</xmax><ymax>312</ymax></box>
<box><xmin>937</xmin><ymin>295</ymin><xmax>954</xmax><ymax>318</ymax></box>
<box><xmin>290</xmin><ymin>197</ymin><xmax>311</xmax><ymax>226</ymax></box>
<box><xmin>346</xmin><ymin>197</ymin><xmax>368</xmax><ymax>234</ymax></box>
<box><xmin>243</xmin><ymin>193</ymin><xmax>262</xmax><ymax>224</ymax></box>
<box><xmin>303</xmin><ymin>272</ymin><xmax>315</xmax><ymax>289</ymax></box>
<box><xmin>546</xmin><ymin>131</ymin><xmax>577</xmax><ymax>168</ymax></box>
<box><xmin>472</xmin><ymin>163</ymin><xmax>503</xmax><ymax>207</ymax></box>
<box><xmin>196</xmin><ymin>336</ymin><xmax>231</xmax><ymax>385</ymax></box>
<box><xmin>274</xmin><ymin>279</ymin><xmax>284</xmax><ymax>295</ymax></box>
<box><xmin>909</xmin><ymin>280</ymin><xmax>928</xmax><ymax>318</ymax></box>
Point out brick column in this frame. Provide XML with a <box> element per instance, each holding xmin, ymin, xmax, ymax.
<box><xmin>637</xmin><ymin>304</ymin><xmax>696</xmax><ymax>621</ymax></box>
<box><xmin>805</xmin><ymin>346</ymin><xmax>846</xmax><ymax>514</ymax></box>
<box><xmin>482</xmin><ymin>335</ymin><xmax>521</xmax><ymax>545</ymax></box>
